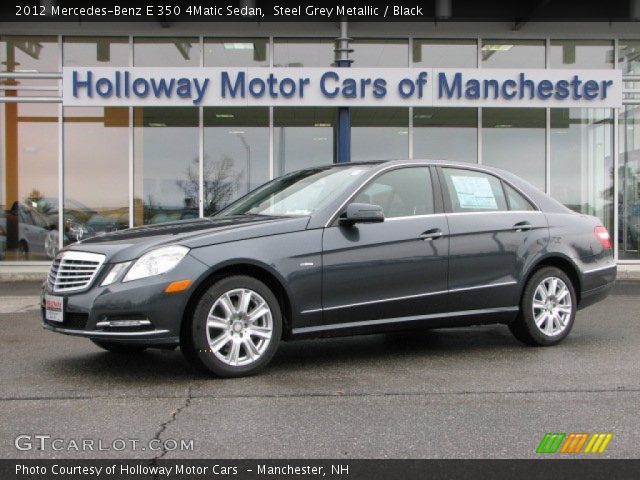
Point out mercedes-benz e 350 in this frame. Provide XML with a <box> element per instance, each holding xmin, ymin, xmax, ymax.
<box><xmin>42</xmin><ymin>160</ymin><xmax>616</xmax><ymax>377</ymax></box>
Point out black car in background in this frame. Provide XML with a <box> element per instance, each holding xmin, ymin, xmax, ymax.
<box><xmin>42</xmin><ymin>160</ymin><xmax>616</xmax><ymax>377</ymax></box>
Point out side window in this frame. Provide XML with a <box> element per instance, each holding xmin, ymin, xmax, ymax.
<box><xmin>442</xmin><ymin>168</ymin><xmax>508</xmax><ymax>213</ymax></box>
<box><xmin>354</xmin><ymin>167</ymin><xmax>434</xmax><ymax>218</ymax></box>
<box><xmin>504</xmin><ymin>183</ymin><xmax>535</xmax><ymax>211</ymax></box>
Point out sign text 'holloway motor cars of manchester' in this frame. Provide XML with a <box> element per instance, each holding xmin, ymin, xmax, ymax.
<box><xmin>63</xmin><ymin>67</ymin><xmax>623</xmax><ymax>108</ymax></box>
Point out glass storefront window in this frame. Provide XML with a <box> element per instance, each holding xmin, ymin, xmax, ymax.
<box><xmin>274</xmin><ymin>38</ymin><xmax>334</xmax><ymax>67</ymax></box>
<box><xmin>413</xmin><ymin>108</ymin><xmax>477</xmax><ymax>163</ymax></box>
<box><xmin>133</xmin><ymin>108</ymin><xmax>199</xmax><ymax>225</ymax></box>
<box><xmin>0</xmin><ymin>35</ymin><xmax>59</xmax><ymax>95</ymax></box>
<box><xmin>63</xmin><ymin>107</ymin><xmax>129</xmax><ymax>243</ymax></box>
<box><xmin>0</xmin><ymin>103</ymin><xmax>58</xmax><ymax>261</ymax></box>
<box><xmin>481</xmin><ymin>39</ymin><xmax>545</xmax><ymax>68</ymax></box>
<box><xmin>551</xmin><ymin>108</ymin><xmax>614</xmax><ymax>238</ymax></box>
<box><xmin>351</xmin><ymin>39</ymin><xmax>408</xmax><ymax>67</ymax></box>
<box><xmin>550</xmin><ymin>40</ymin><xmax>614</xmax><ymax>69</ymax></box>
<box><xmin>133</xmin><ymin>37</ymin><xmax>200</xmax><ymax>66</ymax></box>
<box><xmin>62</xmin><ymin>37</ymin><xmax>130</xmax><ymax>244</ymax></box>
<box><xmin>0</xmin><ymin>35</ymin><xmax>58</xmax><ymax>73</ymax></box>
<box><xmin>619</xmin><ymin>40</ymin><xmax>640</xmax><ymax>74</ymax></box>
<box><xmin>63</xmin><ymin>37</ymin><xmax>129</xmax><ymax>67</ymax></box>
<box><xmin>618</xmin><ymin>106</ymin><xmax>640</xmax><ymax>260</ymax></box>
<box><xmin>274</xmin><ymin>107</ymin><xmax>336</xmax><ymax>175</ymax></box>
<box><xmin>351</xmin><ymin>108</ymin><xmax>409</xmax><ymax>162</ymax></box>
<box><xmin>413</xmin><ymin>39</ymin><xmax>477</xmax><ymax>68</ymax></box>
<box><xmin>204</xmin><ymin>38</ymin><xmax>269</xmax><ymax>67</ymax></box>
<box><xmin>203</xmin><ymin>108</ymin><xmax>269</xmax><ymax>215</ymax></box>
<box><xmin>482</xmin><ymin>108</ymin><xmax>546</xmax><ymax>191</ymax></box>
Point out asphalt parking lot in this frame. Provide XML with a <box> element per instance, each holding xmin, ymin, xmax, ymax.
<box><xmin>1</xmin><ymin>281</ymin><xmax>639</xmax><ymax>459</ymax></box>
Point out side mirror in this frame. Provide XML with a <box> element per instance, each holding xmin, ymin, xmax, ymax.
<box><xmin>340</xmin><ymin>203</ymin><xmax>384</xmax><ymax>225</ymax></box>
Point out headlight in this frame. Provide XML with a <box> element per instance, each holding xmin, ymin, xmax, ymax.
<box><xmin>101</xmin><ymin>262</ymin><xmax>131</xmax><ymax>286</ymax></box>
<box><xmin>123</xmin><ymin>245</ymin><xmax>189</xmax><ymax>282</ymax></box>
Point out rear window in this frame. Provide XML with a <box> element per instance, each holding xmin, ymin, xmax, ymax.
<box><xmin>504</xmin><ymin>183</ymin><xmax>535</xmax><ymax>211</ymax></box>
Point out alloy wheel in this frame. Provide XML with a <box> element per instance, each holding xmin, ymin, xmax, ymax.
<box><xmin>532</xmin><ymin>276</ymin><xmax>573</xmax><ymax>337</ymax></box>
<box><xmin>205</xmin><ymin>288</ymin><xmax>273</xmax><ymax>367</ymax></box>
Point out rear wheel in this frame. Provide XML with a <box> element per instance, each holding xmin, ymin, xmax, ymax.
<box><xmin>91</xmin><ymin>339</ymin><xmax>148</xmax><ymax>354</ymax></box>
<box><xmin>181</xmin><ymin>275</ymin><xmax>282</xmax><ymax>377</ymax></box>
<box><xmin>509</xmin><ymin>266</ymin><xmax>577</xmax><ymax>346</ymax></box>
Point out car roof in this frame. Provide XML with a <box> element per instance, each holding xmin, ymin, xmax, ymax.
<box><xmin>330</xmin><ymin>159</ymin><xmax>494</xmax><ymax>169</ymax></box>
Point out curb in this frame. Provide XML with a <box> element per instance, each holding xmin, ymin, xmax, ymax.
<box><xmin>0</xmin><ymin>273</ymin><xmax>46</xmax><ymax>283</ymax></box>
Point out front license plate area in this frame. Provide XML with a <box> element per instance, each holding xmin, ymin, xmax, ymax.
<box><xmin>45</xmin><ymin>294</ymin><xmax>64</xmax><ymax>323</ymax></box>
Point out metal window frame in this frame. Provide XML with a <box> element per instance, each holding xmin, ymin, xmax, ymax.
<box><xmin>613</xmin><ymin>37</ymin><xmax>619</xmax><ymax>262</ymax></box>
<box><xmin>477</xmin><ymin>36</ymin><xmax>483</xmax><ymax>166</ymax></box>
<box><xmin>269</xmin><ymin>35</ymin><xmax>275</xmax><ymax>179</ymax></box>
<box><xmin>408</xmin><ymin>36</ymin><xmax>413</xmax><ymax>160</ymax></box>
<box><xmin>545</xmin><ymin>38</ymin><xmax>551</xmax><ymax>195</ymax></box>
<box><xmin>57</xmin><ymin>35</ymin><xmax>64</xmax><ymax>254</ymax></box>
<box><xmin>198</xmin><ymin>35</ymin><xmax>205</xmax><ymax>218</ymax></box>
<box><xmin>128</xmin><ymin>34</ymin><xmax>134</xmax><ymax>228</ymax></box>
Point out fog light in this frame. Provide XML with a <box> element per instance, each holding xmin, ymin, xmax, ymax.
<box><xmin>96</xmin><ymin>319</ymin><xmax>151</xmax><ymax>328</ymax></box>
<box><xmin>165</xmin><ymin>279</ymin><xmax>192</xmax><ymax>293</ymax></box>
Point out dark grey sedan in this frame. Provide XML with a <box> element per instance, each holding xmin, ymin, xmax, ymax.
<box><xmin>42</xmin><ymin>160</ymin><xmax>616</xmax><ymax>377</ymax></box>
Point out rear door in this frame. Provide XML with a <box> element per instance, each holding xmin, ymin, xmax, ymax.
<box><xmin>321</xmin><ymin>166</ymin><xmax>449</xmax><ymax>327</ymax></box>
<box><xmin>439</xmin><ymin>167</ymin><xmax>548</xmax><ymax>312</ymax></box>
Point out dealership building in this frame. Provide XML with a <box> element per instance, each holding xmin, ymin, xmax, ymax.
<box><xmin>1</xmin><ymin>4</ymin><xmax>640</xmax><ymax>277</ymax></box>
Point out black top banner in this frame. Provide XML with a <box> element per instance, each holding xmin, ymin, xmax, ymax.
<box><xmin>0</xmin><ymin>0</ymin><xmax>636</xmax><ymax>23</ymax></box>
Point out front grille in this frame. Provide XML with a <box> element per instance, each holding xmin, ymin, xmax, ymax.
<box><xmin>47</xmin><ymin>251</ymin><xmax>106</xmax><ymax>293</ymax></box>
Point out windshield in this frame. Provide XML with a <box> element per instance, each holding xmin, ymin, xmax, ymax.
<box><xmin>216</xmin><ymin>165</ymin><xmax>372</xmax><ymax>217</ymax></box>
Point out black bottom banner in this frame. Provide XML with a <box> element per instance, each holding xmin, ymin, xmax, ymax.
<box><xmin>2</xmin><ymin>459</ymin><xmax>640</xmax><ymax>480</ymax></box>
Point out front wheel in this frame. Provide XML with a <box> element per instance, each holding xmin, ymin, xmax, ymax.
<box><xmin>181</xmin><ymin>275</ymin><xmax>282</xmax><ymax>377</ymax></box>
<box><xmin>509</xmin><ymin>266</ymin><xmax>577</xmax><ymax>346</ymax></box>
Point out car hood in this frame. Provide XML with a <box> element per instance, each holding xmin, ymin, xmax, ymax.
<box><xmin>64</xmin><ymin>215</ymin><xmax>310</xmax><ymax>263</ymax></box>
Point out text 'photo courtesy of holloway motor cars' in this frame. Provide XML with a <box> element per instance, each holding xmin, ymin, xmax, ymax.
<box><xmin>41</xmin><ymin>160</ymin><xmax>616</xmax><ymax>377</ymax></box>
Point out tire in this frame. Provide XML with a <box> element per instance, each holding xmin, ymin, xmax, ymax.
<box><xmin>91</xmin><ymin>339</ymin><xmax>148</xmax><ymax>354</ymax></box>
<box><xmin>509</xmin><ymin>266</ymin><xmax>577</xmax><ymax>346</ymax></box>
<box><xmin>181</xmin><ymin>275</ymin><xmax>282</xmax><ymax>378</ymax></box>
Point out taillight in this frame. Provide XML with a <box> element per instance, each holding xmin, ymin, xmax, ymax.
<box><xmin>594</xmin><ymin>226</ymin><xmax>612</xmax><ymax>249</ymax></box>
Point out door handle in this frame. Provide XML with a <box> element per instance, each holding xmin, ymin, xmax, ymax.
<box><xmin>419</xmin><ymin>228</ymin><xmax>444</xmax><ymax>241</ymax></box>
<box><xmin>512</xmin><ymin>221</ymin><xmax>533</xmax><ymax>232</ymax></box>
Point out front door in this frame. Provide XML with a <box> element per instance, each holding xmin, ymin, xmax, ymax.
<box><xmin>321</xmin><ymin>166</ymin><xmax>449</xmax><ymax>328</ymax></box>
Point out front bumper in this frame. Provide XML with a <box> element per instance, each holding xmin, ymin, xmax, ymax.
<box><xmin>41</xmin><ymin>253</ymin><xmax>207</xmax><ymax>345</ymax></box>
<box><xmin>42</xmin><ymin>322</ymin><xmax>178</xmax><ymax>345</ymax></box>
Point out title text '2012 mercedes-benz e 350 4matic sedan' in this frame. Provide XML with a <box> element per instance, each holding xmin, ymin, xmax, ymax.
<box><xmin>42</xmin><ymin>160</ymin><xmax>616</xmax><ymax>377</ymax></box>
